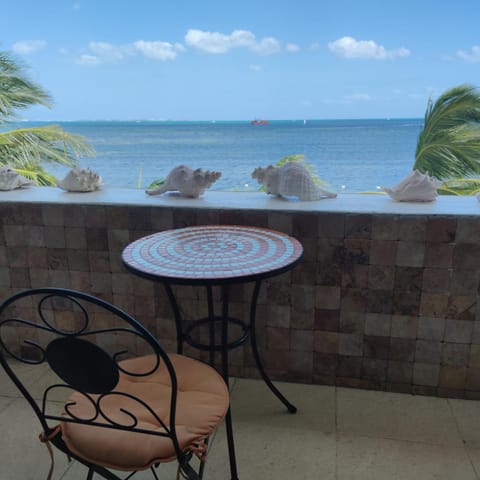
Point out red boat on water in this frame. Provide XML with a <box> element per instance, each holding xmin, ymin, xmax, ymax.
<box><xmin>251</xmin><ymin>119</ymin><xmax>269</xmax><ymax>125</ymax></box>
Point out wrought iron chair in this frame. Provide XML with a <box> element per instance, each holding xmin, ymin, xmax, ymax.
<box><xmin>0</xmin><ymin>288</ymin><xmax>229</xmax><ymax>480</ymax></box>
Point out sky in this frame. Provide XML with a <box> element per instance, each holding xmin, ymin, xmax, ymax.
<box><xmin>2</xmin><ymin>0</ymin><xmax>480</xmax><ymax>121</ymax></box>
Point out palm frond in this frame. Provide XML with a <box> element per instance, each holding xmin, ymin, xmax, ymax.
<box><xmin>437</xmin><ymin>177</ymin><xmax>480</xmax><ymax>196</ymax></box>
<box><xmin>414</xmin><ymin>84</ymin><xmax>480</xmax><ymax>179</ymax></box>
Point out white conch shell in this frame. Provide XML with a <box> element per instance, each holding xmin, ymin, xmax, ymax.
<box><xmin>251</xmin><ymin>162</ymin><xmax>337</xmax><ymax>201</ymax></box>
<box><xmin>0</xmin><ymin>167</ymin><xmax>33</xmax><ymax>191</ymax></box>
<box><xmin>384</xmin><ymin>170</ymin><xmax>440</xmax><ymax>202</ymax></box>
<box><xmin>146</xmin><ymin>165</ymin><xmax>221</xmax><ymax>198</ymax></box>
<box><xmin>57</xmin><ymin>167</ymin><xmax>102</xmax><ymax>192</ymax></box>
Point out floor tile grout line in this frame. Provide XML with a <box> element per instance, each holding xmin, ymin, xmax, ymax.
<box><xmin>334</xmin><ymin>386</ymin><xmax>338</xmax><ymax>480</ymax></box>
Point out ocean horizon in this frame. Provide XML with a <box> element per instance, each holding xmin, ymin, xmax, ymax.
<box><xmin>9</xmin><ymin>118</ymin><xmax>424</xmax><ymax>193</ymax></box>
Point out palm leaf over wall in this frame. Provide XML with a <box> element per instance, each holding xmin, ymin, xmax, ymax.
<box><xmin>414</xmin><ymin>84</ymin><xmax>480</xmax><ymax>179</ymax></box>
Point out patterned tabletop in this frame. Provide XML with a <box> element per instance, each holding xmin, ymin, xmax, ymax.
<box><xmin>122</xmin><ymin>225</ymin><xmax>303</xmax><ymax>284</ymax></box>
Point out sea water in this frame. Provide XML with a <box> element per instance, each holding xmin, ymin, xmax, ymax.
<box><xmin>19</xmin><ymin>119</ymin><xmax>423</xmax><ymax>193</ymax></box>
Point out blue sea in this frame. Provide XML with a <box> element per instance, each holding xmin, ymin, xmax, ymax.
<box><xmin>20</xmin><ymin>119</ymin><xmax>423</xmax><ymax>193</ymax></box>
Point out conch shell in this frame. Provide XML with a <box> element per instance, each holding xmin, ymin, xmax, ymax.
<box><xmin>57</xmin><ymin>167</ymin><xmax>102</xmax><ymax>192</ymax></box>
<box><xmin>146</xmin><ymin>165</ymin><xmax>221</xmax><ymax>198</ymax></box>
<box><xmin>384</xmin><ymin>170</ymin><xmax>440</xmax><ymax>202</ymax></box>
<box><xmin>251</xmin><ymin>162</ymin><xmax>337</xmax><ymax>201</ymax></box>
<box><xmin>0</xmin><ymin>166</ymin><xmax>33</xmax><ymax>191</ymax></box>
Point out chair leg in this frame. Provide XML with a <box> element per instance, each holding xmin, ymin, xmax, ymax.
<box><xmin>86</xmin><ymin>467</ymin><xmax>95</xmax><ymax>480</ymax></box>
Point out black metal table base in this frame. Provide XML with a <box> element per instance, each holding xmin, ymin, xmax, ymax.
<box><xmin>164</xmin><ymin>280</ymin><xmax>297</xmax><ymax>480</ymax></box>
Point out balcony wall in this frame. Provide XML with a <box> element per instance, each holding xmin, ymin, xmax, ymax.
<box><xmin>1</xmin><ymin>187</ymin><xmax>480</xmax><ymax>398</ymax></box>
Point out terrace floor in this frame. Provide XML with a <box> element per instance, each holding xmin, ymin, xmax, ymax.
<box><xmin>2</xmin><ymin>363</ymin><xmax>480</xmax><ymax>479</ymax></box>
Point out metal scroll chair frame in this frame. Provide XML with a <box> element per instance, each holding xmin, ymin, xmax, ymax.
<box><xmin>0</xmin><ymin>287</ymin><xmax>206</xmax><ymax>480</ymax></box>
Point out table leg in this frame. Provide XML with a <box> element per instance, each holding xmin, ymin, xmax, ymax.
<box><xmin>163</xmin><ymin>283</ymin><xmax>184</xmax><ymax>354</ymax></box>
<box><xmin>220</xmin><ymin>285</ymin><xmax>239</xmax><ymax>480</ymax></box>
<box><xmin>249</xmin><ymin>280</ymin><xmax>297</xmax><ymax>414</ymax></box>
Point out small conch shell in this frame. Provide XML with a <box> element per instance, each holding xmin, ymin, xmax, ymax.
<box><xmin>57</xmin><ymin>167</ymin><xmax>102</xmax><ymax>192</ymax></box>
<box><xmin>384</xmin><ymin>170</ymin><xmax>440</xmax><ymax>202</ymax></box>
<box><xmin>0</xmin><ymin>166</ymin><xmax>33</xmax><ymax>191</ymax></box>
<box><xmin>251</xmin><ymin>162</ymin><xmax>337</xmax><ymax>201</ymax></box>
<box><xmin>146</xmin><ymin>165</ymin><xmax>221</xmax><ymax>198</ymax></box>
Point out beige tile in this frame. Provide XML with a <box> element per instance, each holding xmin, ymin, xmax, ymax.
<box><xmin>449</xmin><ymin>398</ymin><xmax>480</xmax><ymax>448</ymax></box>
<box><xmin>337</xmin><ymin>387</ymin><xmax>463</xmax><ymax>446</ymax></box>
<box><xmin>337</xmin><ymin>434</ymin><xmax>477</xmax><ymax>480</ymax></box>
<box><xmin>0</xmin><ymin>360</ymin><xmax>49</xmax><ymax>398</ymax></box>
<box><xmin>0</xmin><ymin>398</ymin><xmax>71</xmax><ymax>480</ymax></box>
<box><xmin>229</xmin><ymin>378</ymin><xmax>335</xmax><ymax>432</ymax></box>
<box><xmin>207</xmin><ymin>422</ymin><xmax>336</xmax><ymax>480</ymax></box>
<box><xmin>465</xmin><ymin>448</ymin><xmax>480</xmax><ymax>478</ymax></box>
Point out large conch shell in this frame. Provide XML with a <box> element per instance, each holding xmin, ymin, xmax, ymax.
<box><xmin>57</xmin><ymin>167</ymin><xmax>102</xmax><ymax>192</ymax></box>
<box><xmin>0</xmin><ymin>166</ymin><xmax>33</xmax><ymax>191</ymax></box>
<box><xmin>251</xmin><ymin>162</ymin><xmax>337</xmax><ymax>201</ymax></box>
<box><xmin>384</xmin><ymin>170</ymin><xmax>440</xmax><ymax>202</ymax></box>
<box><xmin>146</xmin><ymin>165</ymin><xmax>221</xmax><ymax>198</ymax></box>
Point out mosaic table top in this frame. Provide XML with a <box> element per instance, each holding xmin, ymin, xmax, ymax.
<box><xmin>122</xmin><ymin>225</ymin><xmax>303</xmax><ymax>284</ymax></box>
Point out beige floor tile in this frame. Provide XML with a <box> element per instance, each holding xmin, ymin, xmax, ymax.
<box><xmin>229</xmin><ymin>378</ymin><xmax>336</xmax><ymax>433</ymax></box>
<box><xmin>337</xmin><ymin>387</ymin><xmax>463</xmax><ymax>446</ymax></box>
<box><xmin>464</xmin><ymin>448</ymin><xmax>480</xmax><ymax>478</ymax></box>
<box><xmin>206</xmin><ymin>422</ymin><xmax>336</xmax><ymax>480</ymax></box>
<box><xmin>0</xmin><ymin>398</ymin><xmax>71</xmax><ymax>480</ymax></box>
<box><xmin>0</xmin><ymin>395</ymin><xmax>15</xmax><ymax>412</ymax></box>
<box><xmin>337</xmin><ymin>434</ymin><xmax>477</xmax><ymax>480</ymax></box>
<box><xmin>0</xmin><ymin>360</ymin><xmax>49</xmax><ymax>398</ymax></box>
<box><xmin>449</xmin><ymin>398</ymin><xmax>480</xmax><ymax>448</ymax></box>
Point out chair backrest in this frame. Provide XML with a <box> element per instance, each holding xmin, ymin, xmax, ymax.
<box><xmin>0</xmin><ymin>287</ymin><xmax>182</xmax><ymax>459</ymax></box>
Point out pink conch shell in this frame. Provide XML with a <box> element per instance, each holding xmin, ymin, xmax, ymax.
<box><xmin>384</xmin><ymin>170</ymin><xmax>440</xmax><ymax>202</ymax></box>
<box><xmin>251</xmin><ymin>162</ymin><xmax>337</xmax><ymax>201</ymax></box>
<box><xmin>146</xmin><ymin>165</ymin><xmax>221</xmax><ymax>198</ymax></box>
<box><xmin>57</xmin><ymin>168</ymin><xmax>102</xmax><ymax>192</ymax></box>
<box><xmin>0</xmin><ymin>167</ymin><xmax>33</xmax><ymax>191</ymax></box>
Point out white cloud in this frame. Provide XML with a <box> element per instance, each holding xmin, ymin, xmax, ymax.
<box><xmin>457</xmin><ymin>45</ymin><xmax>480</xmax><ymax>63</ymax></box>
<box><xmin>12</xmin><ymin>40</ymin><xmax>47</xmax><ymax>55</ymax></box>
<box><xmin>134</xmin><ymin>41</ymin><xmax>184</xmax><ymax>60</ymax></box>
<box><xmin>185</xmin><ymin>29</ymin><xmax>293</xmax><ymax>55</ymax></box>
<box><xmin>328</xmin><ymin>36</ymin><xmax>410</xmax><ymax>60</ymax></box>
<box><xmin>286</xmin><ymin>43</ymin><xmax>300</xmax><ymax>53</ymax></box>
<box><xmin>344</xmin><ymin>93</ymin><xmax>372</xmax><ymax>102</ymax></box>
<box><xmin>77</xmin><ymin>40</ymin><xmax>183</xmax><ymax>64</ymax></box>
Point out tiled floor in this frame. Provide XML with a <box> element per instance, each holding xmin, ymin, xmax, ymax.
<box><xmin>1</xmin><ymin>363</ymin><xmax>480</xmax><ymax>479</ymax></box>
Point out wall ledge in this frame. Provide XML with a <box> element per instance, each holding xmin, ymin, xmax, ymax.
<box><xmin>0</xmin><ymin>186</ymin><xmax>479</xmax><ymax>216</ymax></box>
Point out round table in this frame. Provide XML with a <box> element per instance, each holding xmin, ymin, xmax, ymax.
<box><xmin>122</xmin><ymin>225</ymin><xmax>303</xmax><ymax>480</ymax></box>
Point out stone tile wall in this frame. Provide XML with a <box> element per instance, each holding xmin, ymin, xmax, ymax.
<box><xmin>1</xmin><ymin>202</ymin><xmax>480</xmax><ymax>398</ymax></box>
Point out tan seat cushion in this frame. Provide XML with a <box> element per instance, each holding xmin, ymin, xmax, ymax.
<box><xmin>61</xmin><ymin>354</ymin><xmax>229</xmax><ymax>471</ymax></box>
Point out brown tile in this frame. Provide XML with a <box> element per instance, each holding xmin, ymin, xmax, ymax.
<box><xmin>127</xmin><ymin>207</ymin><xmax>152</xmax><ymax>230</ymax></box>
<box><xmin>266</xmin><ymin>327</ymin><xmax>290</xmax><ymax>350</ymax></box>
<box><xmin>422</xmin><ymin>268</ymin><xmax>450</xmax><ymax>293</ymax></box>
<box><xmin>86</xmin><ymin>228</ymin><xmax>109</xmax><ymax>250</ymax></box>
<box><xmin>391</xmin><ymin>315</ymin><xmax>417</xmax><ymax>339</ymax></box>
<box><xmin>313</xmin><ymin>331</ymin><xmax>338</xmax><ymax>354</ymax></box>
<box><xmin>451</xmin><ymin>270</ymin><xmax>479</xmax><ymax>295</ymax></box>
<box><xmin>151</xmin><ymin>207</ymin><xmax>174</xmax><ymax>231</ymax></box>
<box><xmin>413</xmin><ymin>362</ymin><xmax>440</xmax><ymax>386</ymax></box>
<box><xmin>317</xmin><ymin>213</ymin><xmax>344</xmax><ymax>238</ymax></box>
<box><xmin>456</xmin><ymin>217</ymin><xmax>480</xmax><ymax>243</ymax></box>
<box><xmin>341</xmin><ymin>264</ymin><xmax>369</xmax><ymax>289</ymax></box>
<box><xmin>316</xmin><ymin>237</ymin><xmax>343</xmax><ymax>263</ymax></box>
<box><xmin>369</xmin><ymin>240</ymin><xmax>397</xmax><ymax>266</ymax></box>
<box><xmin>64</xmin><ymin>205</ymin><xmax>86</xmax><ymax>227</ymax></box>
<box><xmin>442</xmin><ymin>343</ymin><xmax>470</xmax><ymax>367</ymax></box>
<box><xmin>394</xmin><ymin>266</ymin><xmax>423</xmax><ymax>293</ymax></box>
<box><xmin>7</xmin><ymin>247</ymin><xmax>29</xmax><ymax>267</ymax></box>
<box><xmin>417</xmin><ymin>316</ymin><xmax>445</xmax><ymax>341</ymax></box>
<box><xmin>27</xmin><ymin>247</ymin><xmax>48</xmax><ymax>268</ymax></box>
<box><xmin>387</xmin><ymin>361</ymin><xmax>413</xmax><ymax>383</ymax></box>
<box><xmin>339</xmin><ymin>310</ymin><xmax>365</xmax><ymax>333</ymax></box>
<box><xmin>342</xmin><ymin>239</ymin><xmax>370</xmax><ymax>265</ymax></box>
<box><xmin>371</xmin><ymin>215</ymin><xmax>398</xmax><ymax>240</ymax></box>
<box><xmin>88</xmin><ymin>251</ymin><xmax>111</xmax><ymax>272</ymax></box>
<box><xmin>364</xmin><ymin>313</ymin><xmax>391</xmax><ymax>336</ymax></box>
<box><xmin>396</xmin><ymin>241</ymin><xmax>425</xmax><ymax>267</ymax></box>
<box><xmin>426</xmin><ymin>217</ymin><xmax>456</xmax><ymax>243</ymax></box>
<box><xmin>23</xmin><ymin>225</ymin><xmax>45</xmax><ymax>247</ymax></box>
<box><xmin>267</xmin><ymin>212</ymin><xmax>293</xmax><ymax>234</ymax></box>
<box><xmin>315</xmin><ymin>286</ymin><xmax>341</xmax><ymax>310</ymax></box>
<box><xmin>361</xmin><ymin>358</ymin><xmax>387</xmax><ymax>381</ymax></box>
<box><xmin>292</xmin><ymin>212</ymin><xmax>319</xmax><ymax>238</ymax></box>
<box><xmin>67</xmin><ymin>250</ymin><xmax>90</xmax><ymax>271</ymax></box>
<box><xmin>453</xmin><ymin>243</ymin><xmax>480</xmax><ymax>269</ymax></box>
<box><xmin>368</xmin><ymin>265</ymin><xmax>395</xmax><ymax>290</ymax></box>
<box><xmin>470</xmin><ymin>344</ymin><xmax>480</xmax><ymax>367</ymax></box>
<box><xmin>392</xmin><ymin>291</ymin><xmax>420</xmax><ymax>316</ymax></box>
<box><xmin>44</xmin><ymin>226</ymin><xmax>65</xmax><ymax>248</ymax></box>
<box><xmin>291</xmin><ymin>261</ymin><xmax>316</xmax><ymax>284</ymax></box>
<box><xmin>47</xmin><ymin>249</ymin><xmax>68</xmax><ymax>270</ymax></box>
<box><xmin>446</xmin><ymin>295</ymin><xmax>476</xmax><ymax>321</ymax></box>
<box><xmin>419</xmin><ymin>293</ymin><xmax>449</xmax><ymax>317</ymax></box>
<box><xmin>9</xmin><ymin>268</ymin><xmax>30</xmax><ymax>288</ymax></box>
<box><xmin>65</xmin><ymin>227</ymin><xmax>87</xmax><ymax>249</ymax></box>
<box><xmin>316</xmin><ymin>262</ymin><xmax>342</xmax><ymax>286</ymax></box>
<box><xmin>363</xmin><ymin>335</ymin><xmax>390</xmax><ymax>359</ymax></box>
<box><xmin>424</xmin><ymin>243</ymin><xmax>453</xmax><ymax>268</ymax></box>
<box><xmin>338</xmin><ymin>332</ymin><xmax>363</xmax><ymax>356</ymax></box>
<box><xmin>341</xmin><ymin>288</ymin><xmax>368</xmax><ymax>312</ymax></box>
<box><xmin>415</xmin><ymin>339</ymin><xmax>442</xmax><ymax>364</ymax></box>
<box><xmin>290</xmin><ymin>329</ymin><xmax>314</xmax><ymax>351</ymax></box>
<box><xmin>266</xmin><ymin>305</ymin><xmax>290</xmax><ymax>328</ymax></box>
<box><xmin>337</xmin><ymin>355</ymin><xmax>362</xmax><ymax>377</ymax></box>
<box><xmin>367</xmin><ymin>289</ymin><xmax>393</xmax><ymax>314</ymax></box>
<box><xmin>397</xmin><ymin>216</ymin><xmax>427</xmax><ymax>242</ymax></box>
<box><xmin>90</xmin><ymin>272</ymin><xmax>112</xmax><ymax>293</ymax></box>
<box><xmin>41</xmin><ymin>205</ymin><xmax>65</xmax><ymax>226</ymax></box>
<box><xmin>444</xmin><ymin>319</ymin><xmax>473</xmax><ymax>343</ymax></box>
<box><xmin>389</xmin><ymin>338</ymin><xmax>416</xmax><ymax>362</ymax></box>
<box><xmin>4</xmin><ymin>225</ymin><xmax>26</xmax><ymax>246</ymax></box>
<box><xmin>313</xmin><ymin>352</ymin><xmax>338</xmax><ymax>375</ymax></box>
<box><xmin>345</xmin><ymin>214</ymin><xmax>372</xmax><ymax>239</ymax></box>
<box><xmin>314</xmin><ymin>309</ymin><xmax>339</xmax><ymax>331</ymax></box>
<box><xmin>439</xmin><ymin>366</ymin><xmax>467</xmax><ymax>390</ymax></box>
<box><xmin>288</xmin><ymin>350</ymin><xmax>313</xmax><ymax>376</ymax></box>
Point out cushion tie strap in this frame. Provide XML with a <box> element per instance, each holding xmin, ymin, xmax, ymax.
<box><xmin>39</xmin><ymin>425</ymin><xmax>62</xmax><ymax>480</ymax></box>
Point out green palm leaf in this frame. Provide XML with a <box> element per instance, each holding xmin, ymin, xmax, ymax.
<box><xmin>414</xmin><ymin>84</ymin><xmax>480</xmax><ymax>179</ymax></box>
